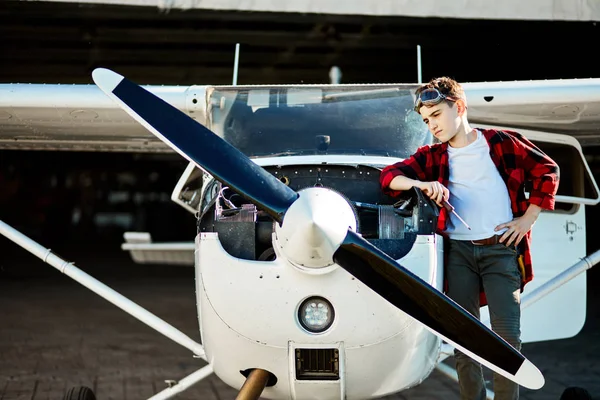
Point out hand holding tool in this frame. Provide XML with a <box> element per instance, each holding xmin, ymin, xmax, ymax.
<box><xmin>441</xmin><ymin>199</ymin><xmax>471</xmax><ymax>230</ymax></box>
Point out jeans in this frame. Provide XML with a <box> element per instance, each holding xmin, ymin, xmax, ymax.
<box><xmin>446</xmin><ymin>239</ymin><xmax>523</xmax><ymax>400</ymax></box>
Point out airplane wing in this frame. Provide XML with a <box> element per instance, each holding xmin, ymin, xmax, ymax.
<box><xmin>463</xmin><ymin>78</ymin><xmax>600</xmax><ymax>147</ymax></box>
<box><xmin>3</xmin><ymin>78</ymin><xmax>600</xmax><ymax>150</ymax></box>
<box><xmin>0</xmin><ymin>82</ymin><xmax>208</xmax><ymax>152</ymax></box>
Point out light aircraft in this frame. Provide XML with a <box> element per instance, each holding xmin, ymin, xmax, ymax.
<box><xmin>1</xmin><ymin>68</ymin><xmax>600</xmax><ymax>400</ymax></box>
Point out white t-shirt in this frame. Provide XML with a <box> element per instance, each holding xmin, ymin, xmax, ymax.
<box><xmin>445</xmin><ymin>130</ymin><xmax>513</xmax><ymax>240</ymax></box>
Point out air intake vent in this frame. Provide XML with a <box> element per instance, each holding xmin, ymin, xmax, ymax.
<box><xmin>295</xmin><ymin>348</ymin><xmax>339</xmax><ymax>380</ymax></box>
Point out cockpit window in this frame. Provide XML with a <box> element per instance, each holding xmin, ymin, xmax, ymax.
<box><xmin>207</xmin><ymin>86</ymin><xmax>432</xmax><ymax>159</ymax></box>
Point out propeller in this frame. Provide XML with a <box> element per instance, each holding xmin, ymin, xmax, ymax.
<box><xmin>92</xmin><ymin>68</ymin><xmax>544</xmax><ymax>390</ymax></box>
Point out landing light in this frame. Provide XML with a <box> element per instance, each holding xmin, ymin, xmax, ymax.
<box><xmin>298</xmin><ymin>297</ymin><xmax>335</xmax><ymax>333</ymax></box>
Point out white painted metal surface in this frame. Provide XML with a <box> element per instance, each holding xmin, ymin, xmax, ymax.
<box><xmin>0</xmin><ymin>81</ymin><xmax>207</xmax><ymax>152</ymax></box>
<box><xmin>196</xmin><ymin>232</ymin><xmax>444</xmax><ymax>399</ymax></box>
<box><xmin>464</xmin><ymin>79</ymin><xmax>600</xmax><ymax>144</ymax></box>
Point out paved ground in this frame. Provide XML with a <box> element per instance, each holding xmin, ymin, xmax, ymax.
<box><xmin>0</xmin><ymin>244</ymin><xmax>598</xmax><ymax>400</ymax></box>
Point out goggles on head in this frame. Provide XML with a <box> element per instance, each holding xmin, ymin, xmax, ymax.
<box><xmin>414</xmin><ymin>88</ymin><xmax>456</xmax><ymax>112</ymax></box>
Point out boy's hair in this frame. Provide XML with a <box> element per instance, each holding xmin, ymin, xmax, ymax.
<box><xmin>414</xmin><ymin>77</ymin><xmax>467</xmax><ymax>112</ymax></box>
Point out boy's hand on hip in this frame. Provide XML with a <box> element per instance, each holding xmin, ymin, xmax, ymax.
<box><xmin>495</xmin><ymin>205</ymin><xmax>542</xmax><ymax>246</ymax></box>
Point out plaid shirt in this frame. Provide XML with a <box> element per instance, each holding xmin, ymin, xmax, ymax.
<box><xmin>380</xmin><ymin>128</ymin><xmax>559</xmax><ymax>304</ymax></box>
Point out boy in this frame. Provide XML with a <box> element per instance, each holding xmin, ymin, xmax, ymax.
<box><xmin>380</xmin><ymin>77</ymin><xmax>559</xmax><ymax>400</ymax></box>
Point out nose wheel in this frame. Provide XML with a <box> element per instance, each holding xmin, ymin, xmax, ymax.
<box><xmin>63</xmin><ymin>386</ymin><xmax>96</xmax><ymax>400</ymax></box>
<box><xmin>235</xmin><ymin>369</ymin><xmax>272</xmax><ymax>400</ymax></box>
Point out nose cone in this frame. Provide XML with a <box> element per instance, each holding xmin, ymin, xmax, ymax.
<box><xmin>297</xmin><ymin>219</ymin><xmax>330</xmax><ymax>249</ymax></box>
<box><xmin>275</xmin><ymin>187</ymin><xmax>357</xmax><ymax>270</ymax></box>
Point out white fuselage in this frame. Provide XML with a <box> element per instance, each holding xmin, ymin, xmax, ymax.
<box><xmin>195</xmin><ymin>229</ymin><xmax>444</xmax><ymax>399</ymax></box>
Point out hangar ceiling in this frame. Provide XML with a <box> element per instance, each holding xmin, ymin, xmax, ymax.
<box><xmin>1</xmin><ymin>1</ymin><xmax>599</xmax><ymax>86</ymax></box>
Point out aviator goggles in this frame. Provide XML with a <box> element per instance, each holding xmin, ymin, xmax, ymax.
<box><xmin>413</xmin><ymin>88</ymin><xmax>456</xmax><ymax>112</ymax></box>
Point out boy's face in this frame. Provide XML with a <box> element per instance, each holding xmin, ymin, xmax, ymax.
<box><xmin>419</xmin><ymin>101</ymin><xmax>461</xmax><ymax>143</ymax></box>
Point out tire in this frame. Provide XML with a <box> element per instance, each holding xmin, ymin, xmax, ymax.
<box><xmin>559</xmin><ymin>386</ymin><xmax>592</xmax><ymax>400</ymax></box>
<box><xmin>63</xmin><ymin>386</ymin><xmax>96</xmax><ymax>400</ymax></box>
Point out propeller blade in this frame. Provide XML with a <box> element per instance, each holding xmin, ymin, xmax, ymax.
<box><xmin>91</xmin><ymin>68</ymin><xmax>298</xmax><ymax>223</ymax></box>
<box><xmin>333</xmin><ymin>229</ymin><xmax>544</xmax><ymax>390</ymax></box>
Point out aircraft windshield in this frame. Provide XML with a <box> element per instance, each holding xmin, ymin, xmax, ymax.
<box><xmin>207</xmin><ymin>86</ymin><xmax>432</xmax><ymax>159</ymax></box>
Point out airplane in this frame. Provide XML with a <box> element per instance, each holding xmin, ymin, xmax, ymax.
<box><xmin>1</xmin><ymin>68</ymin><xmax>600</xmax><ymax>400</ymax></box>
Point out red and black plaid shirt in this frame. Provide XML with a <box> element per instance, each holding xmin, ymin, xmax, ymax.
<box><xmin>380</xmin><ymin>128</ymin><xmax>559</xmax><ymax>303</ymax></box>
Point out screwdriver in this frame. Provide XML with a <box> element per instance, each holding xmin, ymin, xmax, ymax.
<box><xmin>441</xmin><ymin>198</ymin><xmax>471</xmax><ymax>230</ymax></box>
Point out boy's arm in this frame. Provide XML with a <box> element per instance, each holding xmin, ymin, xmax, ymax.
<box><xmin>389</xmin><ymin>175</ymin><xmax>425</xmax><ymax>191</ymax></box>
<box><xmin>380</xmin><ymin>147</ymin><xmax>430</xmax><ymax>197</ymax></box>
<box><xmin>516</xmin><ymin>134</ymin><xmax>560</xmax><ymax>211</ymax></box>
<box><xmin>495</xmin><ymin>132</ymin><xmax>559</xmax><ymax>245</ymax></box>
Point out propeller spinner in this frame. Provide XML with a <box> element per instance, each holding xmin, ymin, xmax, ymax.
<box><xmin>92</xmin><ymin>68</ymin><xmax>545</xmax><ymax>391</ymax></box>
<box><xmin>274</xmin><ymin>186</ymin><xmax>357</xmax><ymax>270</ymax></box>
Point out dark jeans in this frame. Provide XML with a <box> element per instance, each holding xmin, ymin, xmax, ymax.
<box><xmin>446</xmin><ymin>239</ymin><xmax>523</xmax><ymax>400</ymax></box>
